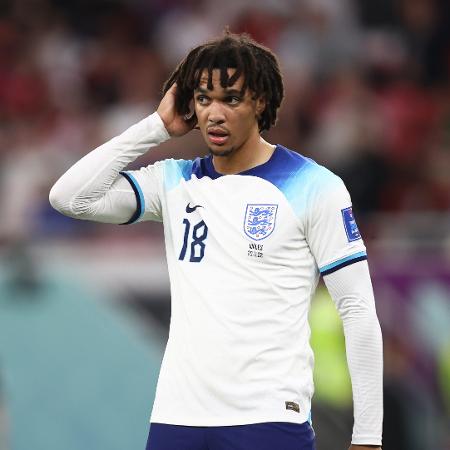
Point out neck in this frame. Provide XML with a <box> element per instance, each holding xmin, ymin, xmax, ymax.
<box><xmin>212</xmin><ymin>135</ymin><xmax>275</xmax><ymax>175</ymax></box>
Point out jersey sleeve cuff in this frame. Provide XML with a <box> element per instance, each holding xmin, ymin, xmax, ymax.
<box><xmin>351</xmin><ymin>435</ymin><xmax>382</xmax><ymax>446</ymax></box>
<box><xmin>119</xmin><ymin>171</ymin><xmax>145</xmax><ymax>224</ymax></box>
<box><xmin>319</xmin><ymin>251</ymin><xmax>367</xmax><ymax>276</ymax></box>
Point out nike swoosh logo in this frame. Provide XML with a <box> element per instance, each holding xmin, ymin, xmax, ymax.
<box><xmin>186</xmin><ymin>203</ymin><xmax>203</xmax><ymax>213</ymax></box>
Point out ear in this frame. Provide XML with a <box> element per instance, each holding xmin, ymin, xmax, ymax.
<box><xmin>255</xmin><ymin>96</ymin><xmax>266</xmax><ymax>118</ymax></box>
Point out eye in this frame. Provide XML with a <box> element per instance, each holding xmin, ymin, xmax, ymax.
<box><xmin>195</xmin><ymin>94</ymin><xmax>210</xmax><ymax>105</ymax></box>
<box><xmin>226</xmin><ymin>96</ymin><xmax>241</xmax><ymax>105</ymax></box>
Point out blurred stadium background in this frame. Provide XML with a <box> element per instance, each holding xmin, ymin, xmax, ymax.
<box><xmin>0</xmin><ymin>0</ymin><xmax>449</xmax><ymax>449</ymax></box>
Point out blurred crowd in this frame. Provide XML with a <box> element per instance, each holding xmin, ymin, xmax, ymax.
<box><xmin>0</xmin><ymin>0</ymin><xmax>449</xmax><ymax>242</ymax></box>
<box><xmin>0</xmin><ymin>1</ymin><xmax>449</xmax><ymax>449</ymax></box>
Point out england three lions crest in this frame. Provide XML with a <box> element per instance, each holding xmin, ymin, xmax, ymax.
<box><xmin>244</xmin><ymin>204</ymin><xmax>278</xmax><ymax>241</ymax></box>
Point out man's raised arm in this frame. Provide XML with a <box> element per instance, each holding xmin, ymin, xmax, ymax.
<box><xmin>49</xmin><ymin>84</ymin><xmax>194</xmax><ymax>224</ymax></box>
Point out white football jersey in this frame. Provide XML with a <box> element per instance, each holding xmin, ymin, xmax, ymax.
<box><xmin>119</xmin><ymin>145</ymin><xmax>367</xmax><ymax>426</ymax></box>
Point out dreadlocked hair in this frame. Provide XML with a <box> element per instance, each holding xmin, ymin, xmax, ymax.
<box><xmin>162</xmin><ymin>31</ymin><xmax>284</xmax><ymax>132</ymax></box>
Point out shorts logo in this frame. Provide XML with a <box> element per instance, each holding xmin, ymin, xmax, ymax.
<box><xmin>341</xmin><ymin>207</ymin><xmax>361</xmax><ymax>242</ymax></box>
<box><xmin>244</xmin><ymin>204</ymin><xmax>278</xmax><ymax>241</ymax></box>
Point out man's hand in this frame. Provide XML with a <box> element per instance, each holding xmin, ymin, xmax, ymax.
<box><xmin>156</xmin><ymin>83</ymin><xmax>197</xmax><ymax>137</ymax></box>
<box><xmin>349</xmin><ymin>446</ymin><xmax>381</xmax><ymax>450</ymax></box>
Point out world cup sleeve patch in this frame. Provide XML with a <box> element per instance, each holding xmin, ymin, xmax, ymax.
<box><xmin>341</xmin><ymin>207</ymin><xmax>361</xmax><ymax>242</ymax></box>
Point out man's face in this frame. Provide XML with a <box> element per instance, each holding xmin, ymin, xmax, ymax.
<box><xmin>194</xmin><ymin>69</ymin><xmax>265</xmax><ymax>157</ymax></box>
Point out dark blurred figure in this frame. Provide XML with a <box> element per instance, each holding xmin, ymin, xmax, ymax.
<box><xmin>383</xmin><ymin>331</ymin><xmax>443</xmax><ymax>450</ymax></box>
<box><xmin>356</xmin><ymin>0</ymin><xmax>450</xmax><ymax>87</ymax></box>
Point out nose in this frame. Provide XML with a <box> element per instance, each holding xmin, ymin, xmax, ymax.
<box><xmin>207</xmin><ymin>101</ymin><xmax>226</xmax><ymax>125</ymax></box>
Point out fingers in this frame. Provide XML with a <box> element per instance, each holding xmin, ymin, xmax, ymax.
<box><xmin>167</xmin><ymin>82</ymin><xmax>178</xmax><ymax>96</ymax></box>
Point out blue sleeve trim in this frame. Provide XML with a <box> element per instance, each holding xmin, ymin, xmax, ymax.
<box><xmin>320</xmin><ymin>251</ymin><xmax>367</xmax><ymax>276</ymax></box>
<box><xmin>118</xmin><ymin>171</ymin><xmax>145</xmax><ymax>225</ymax></box>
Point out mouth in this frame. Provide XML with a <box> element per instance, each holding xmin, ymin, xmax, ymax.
<box><xmin>207</xmin><ymin>128</ymin><xmax>229</xmax><ymax>146</ymax></box>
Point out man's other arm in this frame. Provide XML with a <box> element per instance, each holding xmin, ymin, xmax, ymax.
<box><xmin>323</xmin><ymin>260</ymin><xmax>383</xmax><ymax>450</ymax></box>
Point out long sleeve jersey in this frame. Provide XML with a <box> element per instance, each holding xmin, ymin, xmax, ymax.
<box><xmin>49</xmin><ymin>112</ymin><xmax>383</xmax><ymax>446</ymax></box>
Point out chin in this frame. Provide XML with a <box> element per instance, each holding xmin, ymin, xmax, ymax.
<box><xmin>208</xmin><ymin>146</ymin><xmax>235</xmax><ymax>157</ymax></box>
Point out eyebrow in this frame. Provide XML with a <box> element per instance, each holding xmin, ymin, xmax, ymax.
<box><xmin>195</xmin><ymin>87</ymin><xmax>243</xmax><ymax>96</ymax></box>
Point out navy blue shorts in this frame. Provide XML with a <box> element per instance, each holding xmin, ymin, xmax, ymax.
<box><xmin>145</xmin><ymin>421</ymin><xmax>315</xmax><ymax>450</ymax></box>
